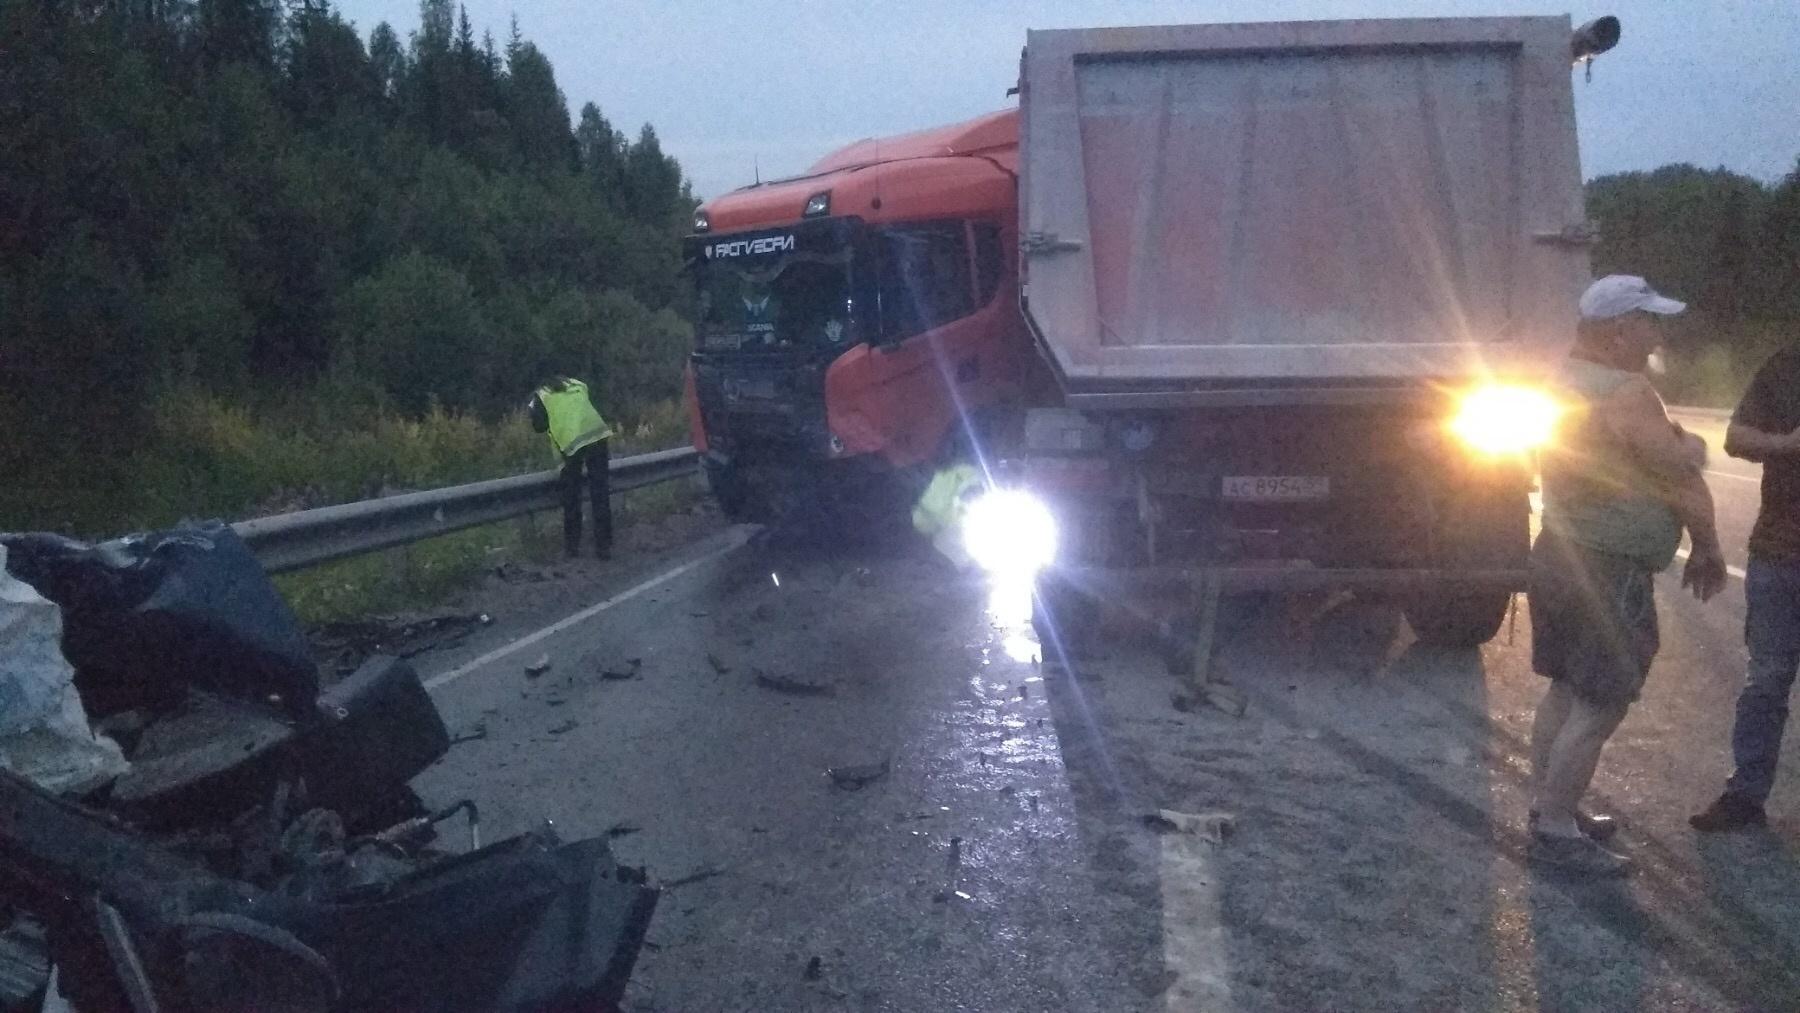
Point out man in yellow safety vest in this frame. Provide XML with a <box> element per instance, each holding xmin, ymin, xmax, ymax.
<box><xmin>912</xmin><ymin>462</ymin><xmax>983</xmax><ymax>569</ymax></box>
<box><xmin>529</xmin><ymin>376</ymin><xmax>615</xmax><ymax>558</ymax></box>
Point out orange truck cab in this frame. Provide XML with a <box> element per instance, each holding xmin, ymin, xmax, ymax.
<box><xmin>683</xmin><ymin>110</ymin><xmax>1046</xmax><ymax>521</ymax></box>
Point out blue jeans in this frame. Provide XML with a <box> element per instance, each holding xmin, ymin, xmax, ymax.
<box><xmin>1726</xmin><ymin>557</ymin><xmax>1800</xmax><ymax>804</ymax></box>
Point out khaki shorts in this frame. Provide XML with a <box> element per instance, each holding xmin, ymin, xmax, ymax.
<box><xmin>1529</xmin><ymin>531</ymin><xmax>1660</xmax><ymax>708</ymax></box>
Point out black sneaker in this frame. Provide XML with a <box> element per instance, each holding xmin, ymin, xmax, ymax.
<box><xmin>1529</xmin><ymin>833</ymin><xmax>1632</xmax><ymax>878</ymax></box>
<box><xmin>1689</xmin><ymin>793</ymin><xmax>1767</xmax><ymax>833</ymax></box>
<box><xmin>1528</xmin><ymin>809</ymin><xmax>1620</xmax><ymax>843</ymax></box>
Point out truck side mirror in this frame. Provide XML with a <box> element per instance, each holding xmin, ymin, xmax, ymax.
<box><xmin>1571</xmin><ymin>16</ymin><xmax>1620</xmax><ymax>63</ymax></box>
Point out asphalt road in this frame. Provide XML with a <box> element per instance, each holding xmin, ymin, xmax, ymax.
<box><xmin>398</xmin><ymin>418</ymin><xmax>1797</xmax><ymax>1012</ymax></box>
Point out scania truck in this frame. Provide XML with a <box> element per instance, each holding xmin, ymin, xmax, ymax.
<box><xmin>683</xmin><ymin>111</ymin><xmax>1046</xmax><ymax>522</ymax></box>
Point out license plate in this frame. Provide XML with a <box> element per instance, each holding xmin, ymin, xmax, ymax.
<box><xmin>1221</xmin><ymin>475</ymin><xmax>1330</xmax><ymax>502</ymax></box>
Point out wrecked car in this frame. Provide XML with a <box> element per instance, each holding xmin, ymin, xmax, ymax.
<box><xmin>0</xmin><ymin>523</ymin><xmax>657</xmax><ymax>1011</ymax></box>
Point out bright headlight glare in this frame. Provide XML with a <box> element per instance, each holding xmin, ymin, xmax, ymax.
<box><xmin>962</xmin><ymin>489</ymin><xmax>1058</xmax><ymax>576</ymax></box>
<box><xmin>1450</xmin><ymin>384</ymin><xmax>1561</xmax><ymax>456</ymax></box>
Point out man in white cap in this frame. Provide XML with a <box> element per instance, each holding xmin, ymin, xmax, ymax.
<box><xmin>1691</xmin><ymin>333</ymin><xmax>1800</xmax><ymax>832</ymax></box>
<box><xmin>1526</xmin><ymin>275</ymin><xmax>1728</xmax><ymax>876</ymax></box>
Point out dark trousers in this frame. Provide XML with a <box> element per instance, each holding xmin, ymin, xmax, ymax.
<box><xmin>560</xmin><ymin>439</ymin><xmax>612</xmax><ymax>556</ymax></box>
<box><xmin>1726</xmin><ymin>556</ymin><xmax>1800</xmax><ymax>803</ymax></box>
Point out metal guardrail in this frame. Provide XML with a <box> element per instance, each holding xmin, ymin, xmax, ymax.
<box><xmin>233</xmin><ymin>447</ymin><xmax>700</xmax><ymax>574</ymax></box>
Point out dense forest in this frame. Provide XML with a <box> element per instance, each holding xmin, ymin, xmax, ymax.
<box><xmin>1</xmin><ymin>0</ymin><xmax>1796</xmax><ymax>535</ymax></box>
<box><xmin>1</xmin><ymin>0</ymin><xmax>697</xmax><ymax>530</ymax></box>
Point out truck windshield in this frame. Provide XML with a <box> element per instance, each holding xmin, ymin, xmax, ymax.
<box><xmin>691</xmin><ymin>224</ymin><xmax>858</xmax><ymax>354</ymax></box>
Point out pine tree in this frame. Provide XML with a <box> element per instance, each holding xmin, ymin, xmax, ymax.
<box><xmin>368</xmin><ymin>22</ymin><xmax>404</xmax><ymax>101</ymax></box>
<box><xmin>505</xmin><ymin>39</ymin><xmax>572</xmax><ymax>171</ymax></box>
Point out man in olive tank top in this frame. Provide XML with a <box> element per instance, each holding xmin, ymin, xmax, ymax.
<box><xmin>1528</xmin><ymin>275</ymin><xmax>1728</xmax><ymax>877</ymax></box>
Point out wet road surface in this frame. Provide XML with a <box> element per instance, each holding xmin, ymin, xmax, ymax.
<box><xmin>399</xmin><ymin>437</ymin><xmax>1800</xmax><ymax>1012</ymax></box>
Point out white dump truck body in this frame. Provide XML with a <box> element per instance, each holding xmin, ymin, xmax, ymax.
<box><xmin>1018</xmin><ymin>17</ymin><xmax>1592</xmax><ymax>400</ymax></box>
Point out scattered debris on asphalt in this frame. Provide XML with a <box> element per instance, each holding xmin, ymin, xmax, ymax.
<box><xmin>664</xmin><ymin>866</ymin><xmax>725</xmax><ymax>889</ymax></box>
<box><xmin>755</xmin><ymin>668</ymin><xmax>833</xmax><ymax>697</ymax></box>
<box><xmin>547</xmin><ymin>719</ymin><xmax>579</xmax><ymax>735</ymax></box>
<box><xmin>706</xmin><ymin>652</ymin><xmax>731</xmax><ymax>675</ymax></box>
<box><xmin>1142</xmin><ymin>813</ymin><xmax>1180</xmax><ymax>834</ymax></box>
<box><xmin>449</xmin><ymin>722</ymin><xmax>489</xmax><ymax>746</ymax></box>
<box><xmin>827</xmin><ymin>756</ymin><xmax>891</xmax><ymax>791</ymax></box>
<box><xmin>1018</xmin><ymin>684</ymin><xmax>1030</xmax><ymax>700</ymax></box>
<box><xmin>804</xmin><ymin>956</ymin><xmax>823</xmax><ymax>981</ymax></box>
<box><xmin>525</xmin><ymin>654</ymin><xmax>552</xmax><ymax>677</ymax></box>
<box><xmin>599</xmin><ymin>658</ymin><xmax>643</xmax><ymax>681</ymax></box>
<box><xmin>314</xmin><ymin>611</ymin><xmax>484</xmax><ymax>672</ymax></box>
<box><xmin>606</xmin><ymin>822</ymin><xmax>641</xmax><ymax>838</ymax></box>
<box><xmin>1152</xmin><ymin>808</ymin><xmax>1236</xmax><ymax>845</ymax></box>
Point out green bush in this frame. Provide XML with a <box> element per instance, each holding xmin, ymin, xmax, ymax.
<box><xmin>62</xmin><ymin>385</ymin><xmax>683</xmax><ymax>535</ymax></box>
<box><xmin>1659</xmin><ymin>319</ymin><xmax>1797</xmax><ymax>409</ymax></box>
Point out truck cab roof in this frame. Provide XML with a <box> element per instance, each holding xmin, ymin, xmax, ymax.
<box><xmin>697</xmin><ymin>109</ymin><xmax>1018</xmax><ymax>234</ymax></box>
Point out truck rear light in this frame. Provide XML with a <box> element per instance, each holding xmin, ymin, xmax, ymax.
<box><xmin>1449</xmin><ymin>384</ymin><xmax>1561</xmax><ymax>457</ymax></box>
<box><xmin>692</xmin><ymin>210</ymin><xmax>710</xmax><ymax>232</ymax></box>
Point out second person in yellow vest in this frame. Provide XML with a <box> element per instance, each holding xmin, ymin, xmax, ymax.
<box><xmin>529</xmin><ymin>376</ymin><xmax>615</xmax><ymax>559</ymax></box>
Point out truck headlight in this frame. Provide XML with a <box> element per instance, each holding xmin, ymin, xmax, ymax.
<box><xmin>1450</xmin><ymin>384</ymin><xmax>1561</xmax><ymax>456</ymax></box>
<box><xmin>963</xmin><ymin>489</ymin><xmax>1058</xmax><ymax>577</ymax></box>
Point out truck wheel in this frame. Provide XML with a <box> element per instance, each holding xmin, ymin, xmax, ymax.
<box><xmin>704</xmin><ymin>461</ymin><xmax>758</xmax><ymax>522</ymax></box>
<box><xmin>1403</xmin><ymin>591</ymin><xmax>1512</xmax><ymax>650</ymax></box>
<box><xmin>1032</xmin><ymin>575</ymin><xmax>1097</xmax><ymax>664</ymax></box>
<box><xmin>1404</xmin><ymin>482</ymin><xmax>1529</xmax><ymax>649</ymax></box>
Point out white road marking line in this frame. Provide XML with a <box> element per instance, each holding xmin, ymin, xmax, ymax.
<box><xmin>423</xmin><ymin>527</ymin><xmax>753</xmax><ymax>692</ymax></box>
<box><xmin>1160</xmin><ymin>832</ymin><xmax>1235</xmax><ymax>1012</ymax></box>
<box><xmin>1705</xmin><ymin>469</ymin><xmax>1761</xmax><ymax>484</ymax></box>
<box><xmin>1674</xmin><ymin>547</ymin><xmax>1748</xmax><ymax>582</ymax></box>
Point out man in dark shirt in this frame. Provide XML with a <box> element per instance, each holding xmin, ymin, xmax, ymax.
<box><xmin>1692</xmin><ymin>343</ymin><xmax>1800</xmax><ymax>831</ymax></box>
